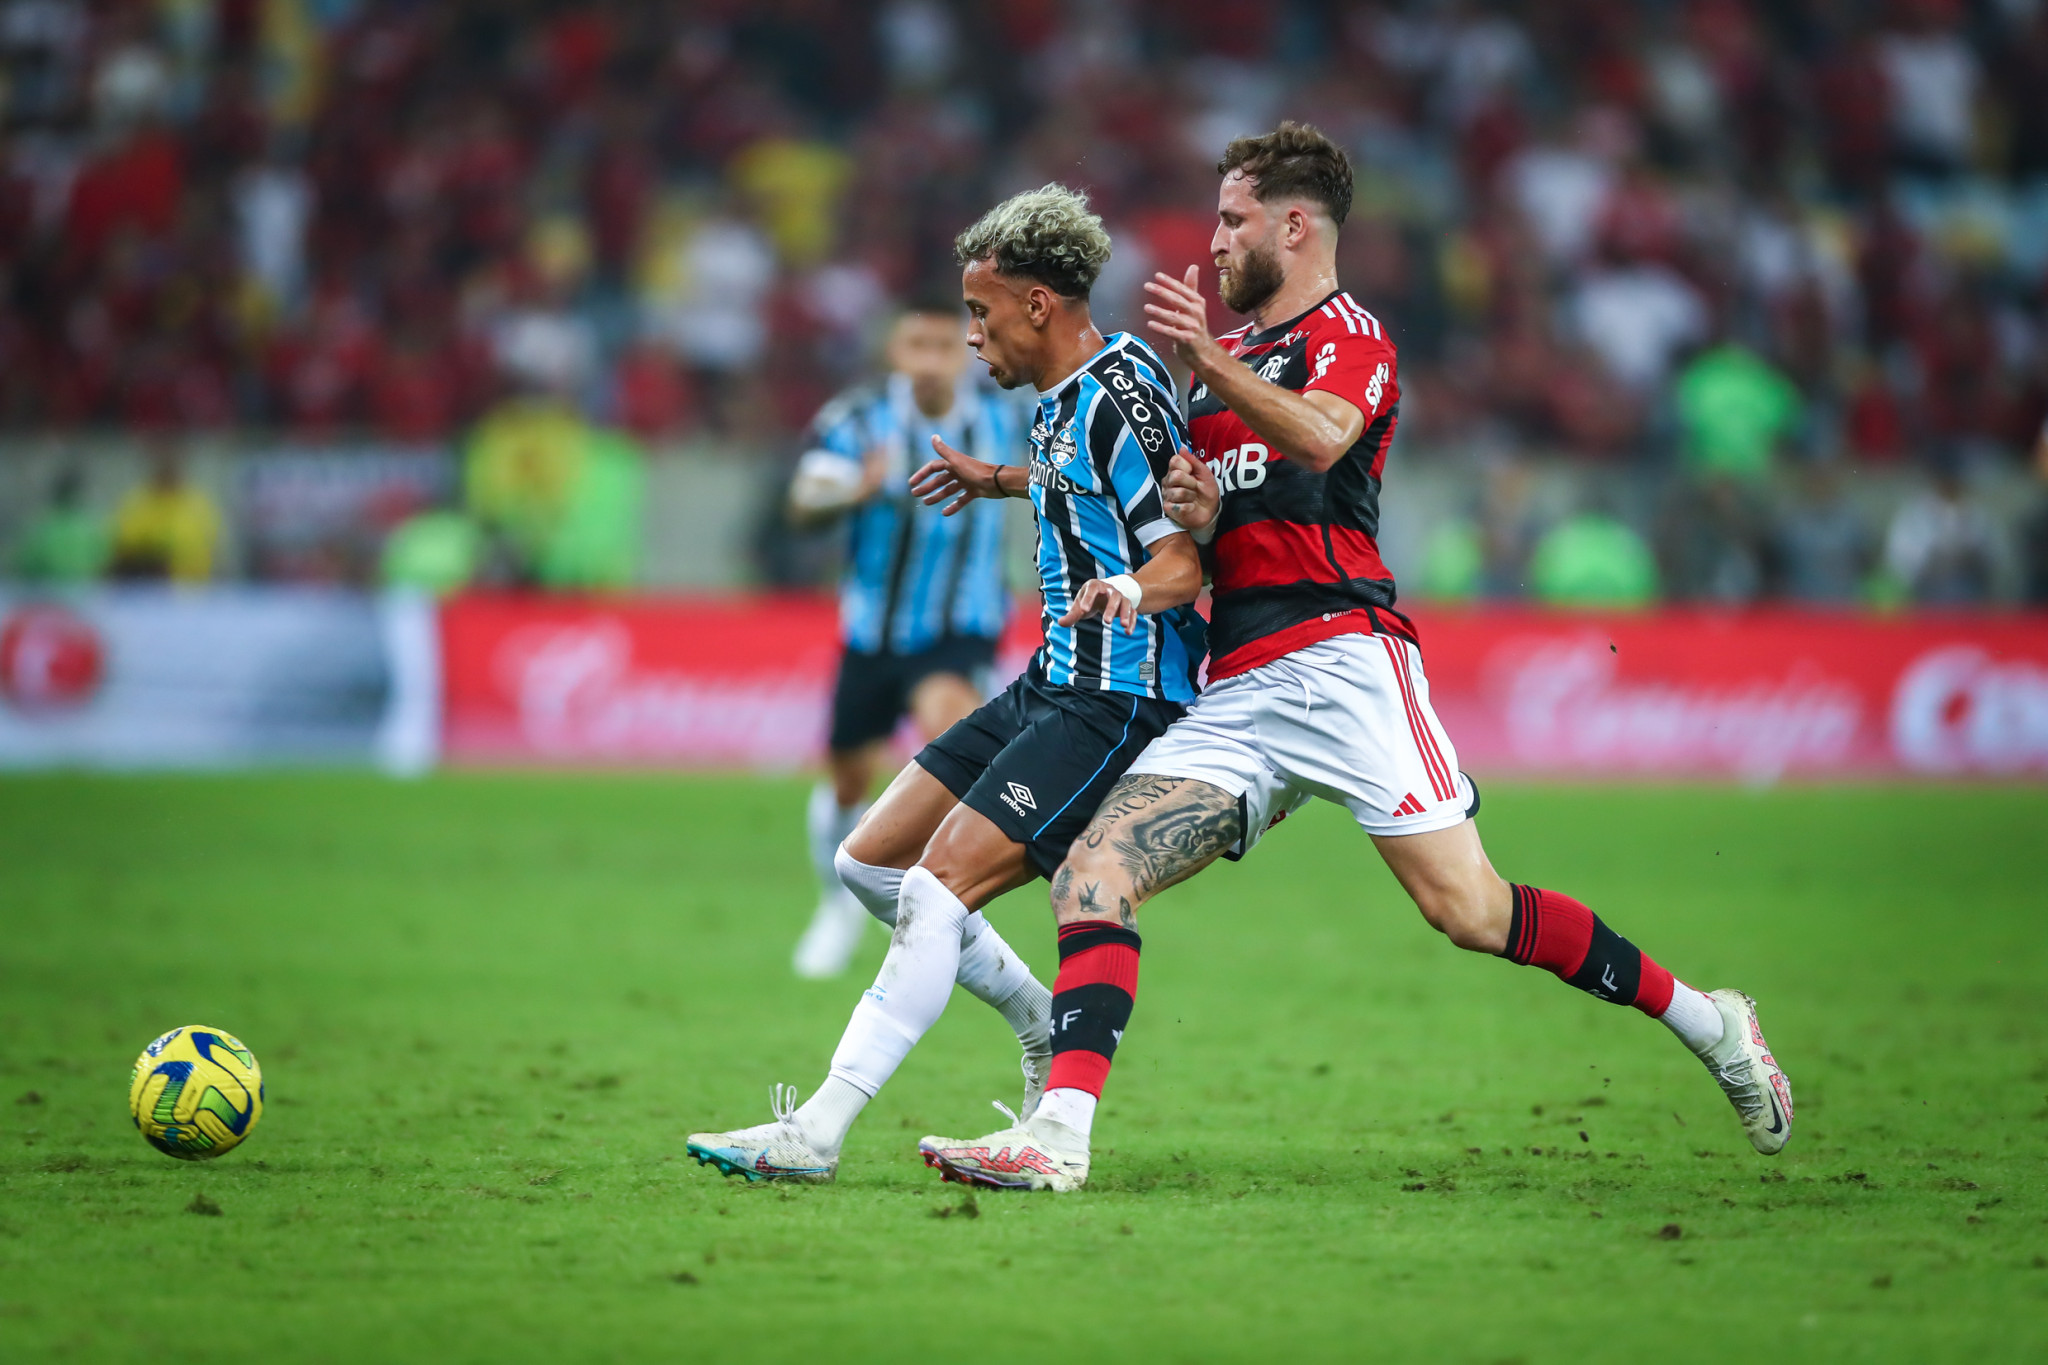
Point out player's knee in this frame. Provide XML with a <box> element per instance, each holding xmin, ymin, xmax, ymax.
<box><xmin>840</xmin><ymin>817</ymin><xmax>890</xmax><ymax>870</ymax></box>
<box><xmin>1415</xmin><ymin>879</ymin><xmax>1509</xmax><ymax>954</ymax></box>
<box><xmin>833</xmin><ymin>844</ymin><xmax>898</xmax><ymax>925</ymax></box>
<box><xmin>1049</xmin><ymin>843</ymin><xmax>1134</xmax><ymax>927</ymax></box>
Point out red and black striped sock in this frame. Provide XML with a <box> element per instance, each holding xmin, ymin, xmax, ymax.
<box><xmin>1501</xmin><ymin>885</ymin><xmax>1676</xmax><ymax>1017</ymax></box>
<box><xmin>1044</xmin><ymin>922</ymin><xmax>1141</xmax><ymax>1098</ymax></box>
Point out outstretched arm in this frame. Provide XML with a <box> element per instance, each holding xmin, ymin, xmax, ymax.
<box><xmin>1058</xmin><ymin>531</ymin><xmax>1201</xmax><ymax>633</ymax></box>
<box><xmin>1145</xmin><ymin>266</ymin><xmax>1364</xmax><ymax>474</ymax></box>
<box><xmin>909</xmin><ymin>433</ymin><xmax>1028</xmax><ymax>515</ymax></box>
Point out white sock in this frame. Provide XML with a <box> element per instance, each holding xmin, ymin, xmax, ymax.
<box><xmin>822</xmin><ymin>865</ymin><xmax>973</xmax><ymax>1095</ymax></box>
<box><xmin>957</xmin><ymin>913</ymin><xmax>1054</xmax><ymax>1056</ymax></box>
<box><xmin>807</xmin><ymin>782</ymin><xmax>866</xmax><ymax>897</ymax></box>
<box><xmin>1034</xmin><ymin>1087</ymin><xmax>1097</xmax><ymax>1139</ymax></box>
<box><xmin>836</xmin><ymin>850</ymin><xmax>1053</xmax><ymax>1054</ymax></box>
<box><xmin>1661</xmin><ymin>982</ymin><xmax>1725</xmax><ymax>1053</ymax></box>
<box><xmin>792</xmin><ymin>1074</ymin><xmax>870</xmax><ymax>1161</ymax></box>
<box><xmin>834</xmin><ymin>846</ymin><xmax>903</xmax><ymax>925</ymax></box>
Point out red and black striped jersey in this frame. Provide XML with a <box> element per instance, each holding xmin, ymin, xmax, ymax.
<box><xmin>1187</xmin><ymin>289</ymin><xmax>1412</xmax><ymax>681</ymax></box>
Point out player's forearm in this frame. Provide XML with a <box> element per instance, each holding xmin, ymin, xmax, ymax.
<box><xmin>1132</xmin><ymin>534</ymin><xmax>1202</xmax><ymax>611</ymax></box>
<box><xmin>1189</xmin><ymin>350</ymin><xmax>1355</xmax><ymax>473</ymax></box>
<box><xmin>994</xmin><ymin>464</ymin><xmax>1030</xmax><ymax>498</ymax></box>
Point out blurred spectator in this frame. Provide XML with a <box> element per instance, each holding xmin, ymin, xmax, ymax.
<box><xmin>1883</xmin><ymin>458</ymin><xmax>2002</xmax><ymax>606</ymax></box>
<box><xmin>110</xmin><ymin>443</ymin><xmax>221</xmax><ymax>582</ymax></box>
<box><xmin>381</xmin><ymin>508</ymin><xmax>482</xmax><ymax>598</ymax></box>
<box><xmin>463</xmin><ymin>397</ymin><xmax>643</xmax><ymax>590</ymax></box>
<box><xmin>1416</xmin><ymin>517</ymin><xmax>1483</xmax><ymax>601</ymax></box>
<box><xmin>0</xmin><ymin>0</ymin><xmax>2043</xmax><ymax>604</ymax></box>
<box><xmin>488</xmin><ymin>220</ymin><xmax>600</xmax><ymax>399</ymax></box>
<box><xmin>1657</xmin><ymin>475</ymin><xmax>1773</xmax><ymax>603</ymax></box>
<box><xmin>2021</xmin><ymin>420</ymin><xmax>2048</xmax><ymax>606</ymax></box>
<box><xmin>1674</xmin><ymin>343</ymin><xmax>1802</xmax><ymax>481</ymax></box>
<box><xmin>11</xmin><ymin>466</ymin><xmax>106</xmax><ymax>583</ymax></box>
<box><xmin>1572</xmin><ymin>260</ymin><xmax>1708</xmax><ymax>394</ymax></box>
<box><xmin>1528</xmin><ymin>509</ymin><xmax>1658</xmax><ymax>608</ymax></box>
<box><xmin>1878</xmin><ymin>3</ymin><xmax>1979</xmax><ymax>178</ymax></box>
<box><xmin>1776</xmin><ymin>460</ymin><xmax>1877</xmax><ymax>604</ymax></box>
<box><xmin>644</xmin><ymin>202</ymin><xmax>777</xmax><ymax>370</ymax></box>
<box><xmin>232</xmin><ymin>141</ymin><xmax>310</xmax><ymax>315</ymax></box>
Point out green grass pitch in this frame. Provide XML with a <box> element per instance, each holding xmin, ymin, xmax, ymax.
<box><xmin>1</xmin><ymin>774</ymin><xmax>2043</xmax><ymax>1363</ymax></box>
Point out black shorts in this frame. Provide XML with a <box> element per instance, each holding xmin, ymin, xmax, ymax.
<box><xmin>914</xmin><ymin>665</ymin><xmax>1186</xmax><ymax>879</ymax></box>
<box><xmin>829</xmin><ymin>635</ymin><xmax>998</xmax><ymax>752</ymax></box>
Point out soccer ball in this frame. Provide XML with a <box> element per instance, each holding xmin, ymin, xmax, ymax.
<box><xmin>127</xmin><ymin>1026</ymin><xmax>264</xmax><ymax>1160</ymax></box>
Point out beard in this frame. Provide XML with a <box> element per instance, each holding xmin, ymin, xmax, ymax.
<box><xmin>1218</xmin><ymin>239</ymin><xmax>1284</xmax><ymax>315</ymax></box>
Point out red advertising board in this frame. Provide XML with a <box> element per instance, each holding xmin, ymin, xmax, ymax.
<box><xmin>1409</xmin><ymin>608</ymin><xmax>2048</xmax><ymax>780</ymax></box>
<box><xmin>440</xmin><ymin>594</ymin><xmax>843</xmax><ymax>768</ymax></box>
<box><xmin>439</xmin><ymin>594</ymin><xmax>2048</xmax><ymax>778</ymax></box>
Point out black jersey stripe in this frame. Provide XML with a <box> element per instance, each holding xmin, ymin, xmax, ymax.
<box><xmin>1048</xmin><ymin>383</ymin><xmax>1106</xmax><ymax>687</ymax></box>
<box><xmin>1087</xmin><ymin>348</ymin><xmax>1181</xmax><ymax>481</ymax></box>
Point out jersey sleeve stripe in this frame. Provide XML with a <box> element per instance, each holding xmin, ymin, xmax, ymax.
<box><xmin>1338</xmin><ymin>294</ymin><xmax>1384</xmax><ymax>340</ymax></box>
<box><xmin>1131</xmin><ymin>516</ymin><xmax>1178</xmax><ymax>546</ymax></box>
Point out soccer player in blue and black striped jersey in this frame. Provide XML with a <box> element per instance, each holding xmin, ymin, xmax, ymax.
<box><xmin>785</xmin><ymin>298</ymin><xmax>1023</xmax><ymax>980</ymax></box>
<box><xmin>688</xmin><ymin>185</ymin><xmax>1208</xmax><ymax>1183</ymax></box>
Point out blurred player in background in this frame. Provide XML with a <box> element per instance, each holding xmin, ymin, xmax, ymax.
<box><xmin>687</xmin><ymin>185</ymin><xmax>1206</xmax><ymax>1183</ymax></box>
<box><xmin>784</xmin><ymin>297</ymin><xmax>1020</xmax><ymax>978</ymax></box>
<box><xmin>923</xmin><ymin>124</ymin><xmax>1793</xmax><ymax>1192</ymax></box>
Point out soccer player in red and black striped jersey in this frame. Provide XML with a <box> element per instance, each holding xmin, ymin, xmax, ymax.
<box><xmin>918</xmin><ymin>124</ymin><xmax>1793</xmax><ymax>1193</ymax></box>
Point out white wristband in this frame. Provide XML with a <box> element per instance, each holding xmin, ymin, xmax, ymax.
<box><xmin>1188</xmin><ymin>517</ymin><xmax>1218</xmax><ymax>545</ymax></box>
<box><xmin>1103</xmin><ymin>573</ymin><xmax>1143</xmax><ymax>612</ymax></box>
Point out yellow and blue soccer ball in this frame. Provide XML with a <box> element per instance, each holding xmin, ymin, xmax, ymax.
<box><xmin>127</xmin><ymin>1026</ymin><xmax>264</xmax><ymax>1160</ymax></box>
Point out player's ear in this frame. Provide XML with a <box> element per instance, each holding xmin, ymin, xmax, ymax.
<box><xmin>1286</xmin><ymin>204</ymin><xmax>1309</xmax><ymax>249</ymax></box>
<box><xmin>1026</xmin><ymin>283</ymin><xmax>1055</xmax><ymax>329</ymax></box>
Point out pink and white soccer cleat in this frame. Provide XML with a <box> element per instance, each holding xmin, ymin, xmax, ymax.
<box><xmin>919</xmin><ymin>1104</ymin><xmax>1089</xmax><ymax>1192</ymax></box>
<box><xmin>1697</xmin><ymin>989</ymin><xmax>1794</xmax><ymax>1156</ymax></box>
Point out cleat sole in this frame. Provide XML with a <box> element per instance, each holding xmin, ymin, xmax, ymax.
<box><xmin>919</xmin><ymin>1144</ymin><xmax>1034</xmax><ymax>1190</ymax></box>
<box><xmin>686</xmin><ymin>1143</ymin><xmax>766</xmax><ymax>1181</ymax></box>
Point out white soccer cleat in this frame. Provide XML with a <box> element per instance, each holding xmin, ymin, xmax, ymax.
<box><xmin>919</xmin><ymin>1105</ymin><xmax>1089</xmax><ymax>1192</ymax></box>
<box><xmin>686</xmin><ymin>1084</ymin><xmax>836</xmax><ymax>1183</ymax></box>
<box><xmin>1696</xmin><ymin>989</ymin><xmax>1794</xmax><ymax>1156</ymax></box>
<box><xmin>791</xmin><ymin>889</ymin><xmax>870</xmax><ymax>979</ymax></box>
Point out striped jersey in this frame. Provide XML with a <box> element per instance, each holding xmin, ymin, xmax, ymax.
<box><xmin>805</xmin><ymin>373</ymin><xmax>1020</xmax><ymax>654</ymax></box>
<box><xmin>1027</xmin><ymin>333</ymin><xmax>1203</xmax><ymax>703</ymax></box>
<box><xmin>1187</xmin><ymin>290</ymin><xmax>1409</xmax><ymax>681</ymax></box>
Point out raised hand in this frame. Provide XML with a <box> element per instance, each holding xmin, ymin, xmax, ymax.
<box><xmin>1162</xmin><ymin>447</ymin><xmax>1221</xmax><ymax>535</ymax></box>
<box><xmin>909</xmin><ymin>434</ymin><xmax>1007</xmax><ymax>516</ymax></box>
<box><xmin>1143</xmin><ymin>265</ymin><xmax>1223</xmax><ymax>369</ymax></box>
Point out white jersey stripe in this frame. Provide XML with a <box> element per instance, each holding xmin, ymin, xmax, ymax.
<box><xmin>1340</xmin><ymin>294</ymin><xmax>1384</xmax><ymax>341</ymax></box>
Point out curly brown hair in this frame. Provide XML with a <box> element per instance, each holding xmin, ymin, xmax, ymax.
<box><xmin>1217</xmin><ymin>121</ymin><xmax>1354</xmax><ymax>228</ymax></box>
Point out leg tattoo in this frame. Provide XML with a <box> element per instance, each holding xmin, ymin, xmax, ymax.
<box><xmin>1078</xmin><ymin>776</ymin><xmax>1242</xmax><ymax>906</ymax></box>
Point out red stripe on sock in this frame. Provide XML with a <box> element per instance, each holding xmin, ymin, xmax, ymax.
<box><xmin>1524</xmin><ymin>887</ymin><xmax>1594</xmax><ymax>978</ymax></box>
<box><xmin>1045</xmin><ymin>1050</ymin><xmax>1113</xmax><ymax>1096</ymax></box>
<box><xmin>1637</xmin><ymin>960</ymin><xmax>1677</xmax><ymax>1018</ymax></box>
<box><xmin>1054</xmin><ymin>941</ymin><xmax>1139</xmax><ymax>996</ymax></box>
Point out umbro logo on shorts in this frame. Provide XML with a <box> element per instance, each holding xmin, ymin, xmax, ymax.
<box><xmin>999</xmin><ymin>782</ymin><xmax>1038</xmax><ymax>817</ymax></box>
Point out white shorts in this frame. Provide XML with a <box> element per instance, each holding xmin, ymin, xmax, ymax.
<box><xmin>1125</xmin><ymin>633</ymin><xmax>1476</xmax><ymax>855</ymax></box>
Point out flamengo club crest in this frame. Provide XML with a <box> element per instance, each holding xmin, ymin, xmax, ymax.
<box><xmin>0</xmin><ymin>605</ymin><xmax>105</xmax><ymax>710</ymax></box>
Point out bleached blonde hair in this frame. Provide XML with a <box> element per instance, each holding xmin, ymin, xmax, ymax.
<box><xmin>953</xmin><ymin>183</ymin><xmax>1112</xmax><ymax>300</ymax></box>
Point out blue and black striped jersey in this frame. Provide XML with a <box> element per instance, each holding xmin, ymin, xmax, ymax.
<box><xmin>805</xmin><ymin>374</ymin><xmax>1020</xmax><ymax>655</ymax></box>
<box><xmin>1027</xmin><ymin>333</ymin><xmax>1204</xmax><ymax>703</ymax></box>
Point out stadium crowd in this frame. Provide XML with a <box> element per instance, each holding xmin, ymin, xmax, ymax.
<box><xmin>2</xmin><ymin>0</ymin><xmax>2047</xmax><ymax>604</ymax></box>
